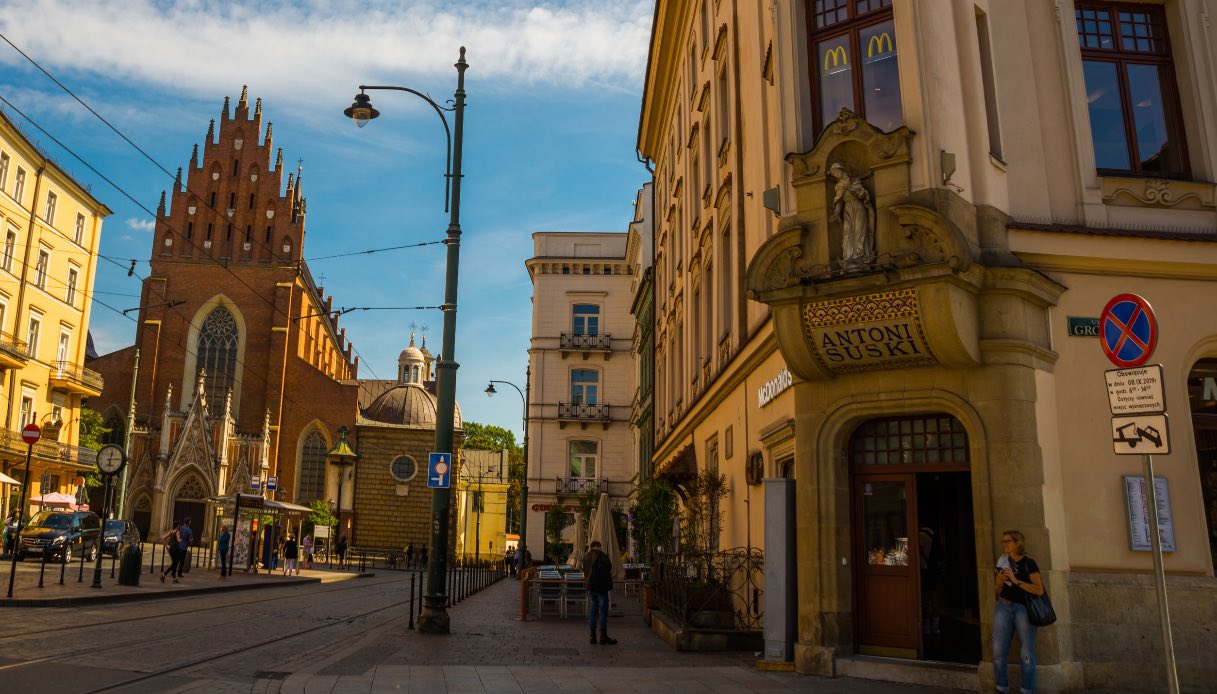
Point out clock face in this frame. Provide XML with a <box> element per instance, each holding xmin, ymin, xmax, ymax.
<box><xmin>97</xmin><ymin>445</ymin><xmax>125</xmax><ymax>475</ymax></box>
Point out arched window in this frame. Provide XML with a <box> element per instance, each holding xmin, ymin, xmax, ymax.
<box><xmin>298</xmin><ymin>430</ymin><xmax>327</xmax><ymax>502</ymax></box>
<box><xmin>196</xmin><ymin>306</ymin><xmax>239</xmax><ymax>415</ymax></box>
<box><xmin>101</xmin><ymin>414</ymin><xmax>125</xmax><ymax>446</ymax></box>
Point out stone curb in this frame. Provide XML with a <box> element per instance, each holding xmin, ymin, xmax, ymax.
<box><xmin>0</xmin><ymin>571</ymin><xmax>374</xmax><ymax>607</ymax></box>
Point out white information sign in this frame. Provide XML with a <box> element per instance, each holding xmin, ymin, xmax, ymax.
<box><xmin>313</xmin><ymin>525</ymin><xmax>331</xmax><ymax>539</ymax></box>
<box><xmin>1111</xmin><ymin>414</ymin><xmax>1171</xmax><ymax>455</ymax></box>
<box><xmin>1123</xmin><ymin>475</ymin><xmax>1176</xmax><ymax>552</ymax></box>
<box><xmin>1104</xmin><ymin>364</ymin><xmax>1166</xmax><ymax>415</ymax></box>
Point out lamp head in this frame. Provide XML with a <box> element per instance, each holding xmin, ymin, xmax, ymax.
<box><xmin>344</xmin><ymin>91</ymin><xmax>379</xmax><ymax>128</ymax></box>
<box><xmin>484</xmin><ymin>383</ymin><xmax>497</xmax><ymax>397</ymax></box>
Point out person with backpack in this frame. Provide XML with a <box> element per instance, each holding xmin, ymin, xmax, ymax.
<box><xmin>217</xmin><ymin>525</ymin><xmax>231</xmax><ymax>578</ymax></box>
<box><xmin>581</xmin><ymin>540</ymin><xmax>617</xmax><ymax>645</ymax></box>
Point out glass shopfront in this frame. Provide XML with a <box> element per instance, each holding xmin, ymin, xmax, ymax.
<box><xmin>1187</xmin><ymin>358</ymin><xmax>1217</xmax><ymax>573</ymax></box>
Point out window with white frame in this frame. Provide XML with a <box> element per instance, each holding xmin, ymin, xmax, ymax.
<box><xmin>19</xmin><ymin>394</ymin><xmax>34</xmax><ymax>429</ymax></box>
<box><xmin>570</xmin><ymin>368</ymin><xmax>599</xmax><ymax>404</ymax></box>
<box><xmin>65</xmin><ymin>266</ymin><xmax>78</xmax><ymax>305</ymax></box>
<box><xmin>2</xmin><ymin>230</ymin><xmax>14</xmax><ymax>272</ymax></box>
<box><xmin>57</xmin><ymin>329</ymin><xmax>70</xmax><ymax>366</ymax></box>
<box><xmin>0</xmin><ymin>152</ymin><xmax>8</xmax><ymax>191</ymax></box>
<box><xmin>34</xmin><ymin>249</ymin><xmax>48</xmax><ymax>288</ymax></box>
<box><xmin>44</xmin><ymin>191</ymin><xmax>57</xmax><ymax>226</ymax></box>
<box><xmin>74</xmin><ymin>214</ymin><xmax>85</xmax><ymax>245</ymax></box>
<box><xmin>13</xmin><ymin>167</ymin><xmax>25</xmax><ymax>204</ymax></box>
<box><xmin>572</xmin><ymin>304</ymin><xmax>600</xmax><ymax>335</ymax></box>
<box><xmin>26</xmin><ymin>314</ymin><xmax>40</xmax><ymax>358</ymax></box>
<box><xmin>568</xmin><ymin>440</ymin><xmax>599</xmax><ymax>478</ymax></box>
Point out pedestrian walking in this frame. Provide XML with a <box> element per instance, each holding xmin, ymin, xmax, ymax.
<box><xmin>335</xmin><ymin>535</ymin><xmax>348</xmax><ymax>569</ymax></box>
<box><xmin>175</xmin><ymin>518</ymin><xmax>193</xmax><ymax>579</ymax></box>
<box><xmin>512</xmin><ymin>546</ymin><xmax>522</xmax><ymax>578</ymax></box>
<box><xmin>301</xmin><ymin>534</ymin><xmax>313</xmax><ymax>569</ymax></box>
<box><xmin>161</xmin><ymin>521</ymin><xmax>181</xmax><ymax>583</ymax></box>
<box><xmin>217</xmin><ymin>525</ymin><xmax>231</xmax><ymax>578</ymax></box>
<box><xmin>283</xmin><ymin>534</ymin><xmax>299</xmax><ymax>575</ymax></box>
<box><xmin>418</xmin><ymin>544</ymin><xmax>428</xmax><ymax>569</ymax></box>
<box><xmin>581</xmin><ymin>540</ymin><xmax>617</xmax><ymax>645</ymax></box>
<box><xmin>405</xmin><ymin>542</ymin><xmax>415</xmax><ymax>569</ymax></box>
<box><xmin>993</xmin><ymin>530</ymin><xmax>1044</xmax><ymax>694</ymax></box>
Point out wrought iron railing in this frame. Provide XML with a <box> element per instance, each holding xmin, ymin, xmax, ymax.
<box><xmin>653</xmin><ymin>548</ymin><xmax>764</xmax><ymax>630</ymax></box>
<box><xmin>0</xmin><ymin>330</ymin><xmax>31</xmax><ymax>361</ymax></box>
<box><xmin>554</xmin><ymin>477</ymin><xmax>608</xmax><ymax>495</ymax></box>
<box><xmin>557</xmin><ymin>402</ymin><xmax>610</xmax><ymax>420</ymax></box>
<box><xmin>0</xmin><ymin>429</ymin><xmax>97</xmax><ymax>467</ymax></box>
<box><xmin>560</xmin><ymin>332</ymin><xmax>612</xmax><ymax>351</ymax></box>
<box><xmin>52</xmin><ymin>361</ymin><xmax>104</xmax><ymax>391</ymax></box>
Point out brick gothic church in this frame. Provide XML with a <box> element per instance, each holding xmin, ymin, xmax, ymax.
<box><xmin>90</xmin><ymin>89</ymin><xmax>361</xmax><ymax>543</ymax></box>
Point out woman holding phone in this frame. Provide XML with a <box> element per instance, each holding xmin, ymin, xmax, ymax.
<box><xmin>993</xmin><ymin>530</ymin><xmax>1045</xmax><ymax>694</ymax></box>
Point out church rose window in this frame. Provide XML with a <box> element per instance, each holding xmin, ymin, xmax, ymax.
<box><xmin>175</xmin><ymin>476</ymin><xmax>206</xmax><ymax>500</ymax></box>
<box><xmin>299</xmin><ymin>430</ymin><xmax>327</xmax><ymax>502</ymax></box>
<box><xmin>196</xmin><ymin>306</ymin><xmax>239</xmax><ymax>415</ymax></box>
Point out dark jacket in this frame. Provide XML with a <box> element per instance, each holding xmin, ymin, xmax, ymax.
<box><xmin>582</xmin><ymin>549</ymin><xmax>613</xmax><ymax>593</ymax></box>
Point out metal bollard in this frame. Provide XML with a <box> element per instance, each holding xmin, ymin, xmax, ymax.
<box><xmin>418</xmin><ymin>570</ymin><xmax>424</xmax><ymax>614</ymax></box>
<box><xmin>159</xmin><ymin>544</ymin><xmax>165</xmax><ymax>574</ymax></box>
<box><xmin>110</xmin><ymin>546</ymin><xmax>117</xmax><ymax>579</ymax></box>
<box><xmin>408</xmin><ymin>572</ymin><xmax>415</xmax><ymax>629</ymax></box>
<box><xmin>147</xmin><ymin>543</ymin><xmax>154</xmax><ymax>575</ymax></box>
<box><xmin>39</xmin><ymin>549</ymin><xmax>48</xmax><ymax>588</ymax></box>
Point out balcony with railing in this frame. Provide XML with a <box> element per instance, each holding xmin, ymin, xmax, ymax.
<box><xmin>554</xmin><ymin>477</ymin><xmax>609</xmax><ymax>495</ymax></box>
<box><xmin>49</xmin><ymin>360</ymin><xmax>104</xmax><ymax>396</ymax></box>
<box><xmin>557</xmin><ymin>401</ymin><xmax>611</xmax><ymax>427</ymax></box>
<box><xmin>0</xmin><ymin>331</ymin><xmax>31</xmax><ymax>368</ymax></box>
<box><xmin>559</xmin><ymin>332</ymin><xmax>612</xmax><ymax>357</ymax></box>
<box><xmin>0</xmin><ymin>429</ymin><xmax>97</xmax><ymax>468</ymax></box>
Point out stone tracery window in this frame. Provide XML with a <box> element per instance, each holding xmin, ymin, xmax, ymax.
<box><xmin>196</xmin><ymin>306</ymin><xmax>239</xmax><ymax>415</ymax></box>
<box><xmin>298</xmin><ymin>430</ymin><xmax>327</xmax><ymax>502</ymax></box>
<box><xmin>176</xmin><ymin>476</ymin><xmax>206</xmax><ymax>500</ymax></box>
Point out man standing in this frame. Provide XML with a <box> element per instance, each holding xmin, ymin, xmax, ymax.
<box><xmin>582</xmin><ymin>540</ymin><xmax>617</xmax><ymax>645</ymax></box>
<box><xmin>176</xmin><ymin>518</ymin><xmax>193</xmax><ymax>579</ymax></box>
<box><xmin>217</xmin><ymin>525</ymin><xmax>231</xmax><ymax>578</ymax></box>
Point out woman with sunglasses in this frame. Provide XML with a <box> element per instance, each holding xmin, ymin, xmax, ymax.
<box><xmin>993</xmin><ymin>530</ymin><xmax>1044</xmax><ymax>694</ymax></box>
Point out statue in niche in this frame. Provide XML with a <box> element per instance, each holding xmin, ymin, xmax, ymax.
<box><xmin>829</xmin><ymin>162</ymin><xmax>875</xmax><ymax>271</ymax></box>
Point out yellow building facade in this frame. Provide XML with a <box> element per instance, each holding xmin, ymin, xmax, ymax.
<box><xmin>640</xmin><ymin>1</ymin><xmax>1216</xmax><ymax>692</ymax></box>
<box><xmin>0</xmin><ymin>109</ymin><xmax>109</xmax><ymax>520</ymax></box>
<box><xmin>456</xmin><ymin>447</ymin><xmax>510</xmax><ymax>562</ymax></box>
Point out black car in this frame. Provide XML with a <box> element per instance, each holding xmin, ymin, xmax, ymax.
<box><xmin>18</xmin><ymin>510</ymin><xmax>102</xmax><ymax>563</ymax></box>
<box><xmin>102</xmin><ymin>519</ymin><xmax>141</xmax><ymax>557</ymax></box>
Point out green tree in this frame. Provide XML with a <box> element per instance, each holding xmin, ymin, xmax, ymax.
<box><xmin>79</xmin><ymin>407</ymin><xmax>110</xmax><ymax>488</ymax></box>
<box><xmin>303</xmin><ymin>499</ymin><xmax>337</xmax><ymax>538</ymax></box>
<box><xmin>629</xmin><ymin>478</ymin><xmax>677</xmax><ymax>564</ymax></box>
<box><xmin>460</xmin><ymin>421</ymin><xmax>525</xmax><ymax>533</ymax></box>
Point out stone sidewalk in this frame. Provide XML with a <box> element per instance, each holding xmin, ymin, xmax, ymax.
<box><xmin>278</xmin><ymin>576</ymin><xmax>973</xmax><ymax>694</ymax></box>
<box><xmin>0</xmin><ymin>551</ymin><xmax>369</xmax><ymax>606</ymax></box>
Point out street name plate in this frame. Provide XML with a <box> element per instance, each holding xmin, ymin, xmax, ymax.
<box><xmin>1104</xmin><ymin>364</ymin><xmax>1166</xmax><ymax>415</ymax></box>
<box><xmin>1111</xmin><ymin>413</ymin><xmax>1170</xmax><ymax>455</ymax></box>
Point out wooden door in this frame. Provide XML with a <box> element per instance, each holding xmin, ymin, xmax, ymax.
<box><xmin>853</xmin><ymin>473</ymin><xmax>921</xmax><ymax>658</ymax></box>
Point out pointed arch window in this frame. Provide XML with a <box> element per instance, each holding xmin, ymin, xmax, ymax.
<box><xmin>298</xmin><ymin>430</ymin><xmax>327</xmax><ymax>502</ymax></box>
<box><xmin>196</xmin><ymin>306</ymin><xmax>239</xmax><ymax>415</ymax></box>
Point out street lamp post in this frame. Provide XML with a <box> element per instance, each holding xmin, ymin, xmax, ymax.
<box><xmin>345</xmin><ymin>46</ymin><xmax>467</xmax><ymax>634</ymax></box>
<box><xmin>327</xmin><ymin>426</ymin><xmax>358</xmax><ymax>566</ymax></box>
<box><xmin>485</xmin><ymin>365</ymin><xmax>530</xmax><ymax>564</ymax></box>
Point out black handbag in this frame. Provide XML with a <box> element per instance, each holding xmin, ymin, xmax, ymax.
<box><xmin>1025</xmin><ymin>590</ymin><xmax>1057</xmax><ymax>627</ymax></box>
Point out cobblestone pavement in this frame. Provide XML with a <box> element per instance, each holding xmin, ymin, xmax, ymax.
<box><xmin>0</xmin><ymin>568</ymin><xmax>974</xmax><ymax>693</ymax></box>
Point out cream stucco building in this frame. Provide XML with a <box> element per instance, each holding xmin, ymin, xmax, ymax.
<box><xmin>639</xmin><ymin>1</ymin><xmax>1217</xmax><ymax>692</ymax></box>
<box><xmin>524</xmin><ymin>231</ymin><xmax>639</xmax><ymax>561</ymax></box>
<box><xmin>0</xmin><ymin>109</ymin><xmax>109</xmax><ymax>522</ymax></box>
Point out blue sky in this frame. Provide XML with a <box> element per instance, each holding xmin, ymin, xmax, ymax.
<box><xmin>0</xmin><ymin>0</ymin><xmax>653</xmax><ymax>439</ymax></box>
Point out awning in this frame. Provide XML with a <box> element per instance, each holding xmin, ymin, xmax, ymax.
<box><xmin>0</xmin><ymin>472</ymin><xmax>20</xmax><ymax>485</ymax></box>
<box><xmin>265</xmin><ymin>500</ymin><xmax>313</xmax><ymax>516</ymax></box>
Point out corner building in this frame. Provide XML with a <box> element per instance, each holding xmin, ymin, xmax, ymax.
<box><xmin>91</xmin><ymin>89</ymin><xmax>359</xmax><ymax>544</ymax></box>
<box><xmin>639</xmin><ymin>1</ymin><xmax>1217</xmax><ymax>691</ymax></box>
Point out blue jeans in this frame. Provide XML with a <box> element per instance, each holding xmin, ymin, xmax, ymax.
<box><xmin>588</xmin><ymin>591</ymin><xmax>609</xmax><ymax>632</ymax></box>
<box><xmin>993</xmin><ymin>599</ymin><xmax>1037</xmax><ymax>693</ymax></box>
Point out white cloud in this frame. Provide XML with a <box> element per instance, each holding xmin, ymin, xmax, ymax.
<box><xmin>0</xmin><ymin>1</ymin><xmax>653</xmax><ymax>108</ymax></box>
<box><xmin>125</xmin><ymin>217</ymin><xmax>155</xmax><ymax>232</ymax></box>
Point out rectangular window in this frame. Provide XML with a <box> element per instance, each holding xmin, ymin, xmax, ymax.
<box><xmin>1076</xmin><ymin>3</ymin><xmax>1186</xmax><ymax>175</ymax></box>
<box><xmin>26</xmin><ymin>315</ymin><xmax>40</xmax><ymax>358</ymax></box>
<box><xmin>568</xmin><ymin>440</ymin><xmax>599</xmax><ymax>478</ymax></box>
<box><xmin>44</xmin><ymin>191</ymin><xmax>57</xmax><ymax>225</ymax></box>
<box><xmin>809</xmin><ymin>1</ymin><xmax>900</xmax><ymax>135</ymax></box>
<box><xmin>2</xmin><ymin>230</ymin><xmax>14</xmax><ymax>272</ymax></box>
<box><xmin>74</xmin><ymin>213</ymin><xmax>85</xmax><ymax>244</ymax></box>
<box><xmin>716</xmin><ymin>67</ymin><xmax>729</xmax><ymax>146</ymax></box>
<box><xmin>720</xmin><ymin>227</ymin><xmax>732</xmax><ymax>336</ymax></box>
<box><xmin>975</xmin><ymin>9</ymin><xmax>1003</xmax><ymax>159</ymax></box>
<box><xmin>14</xmin><ymin>167</ymin><xmax>25</xmax><ymax>204</ymax></box>
<box><xmin>570</xmin><ymin>368</ymin><xmax>599</xmax><ymax>404</ymax></box>
<box><xmin>65</xmin><ymin>267</ymin><xmax>78</xmax><ymax>305</ymax></box>
<box><xmin>57</xmin><ymin>330</ymin><xmax>70</xmax><ymax>365</ymax></box>
<box><xmin>34</xmin><ymin>250</ymin><xmax>48</xmax><ymax>288</ymax></box>
<box><xmin>19</xmin><ymin>396</ymin><xmax>34</xmax><ymax>429</ymax></box>
<box><xmin>0</xmin><ymin>151</ymin><xmax>8</xmax><ymax>191</ymax></box>
<box><xmin>572</xmin><ymin>304</ymin><xmax>600</xmax><ymax>335</ymax></box>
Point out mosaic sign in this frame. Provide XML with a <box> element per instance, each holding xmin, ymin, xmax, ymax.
<box><xmin>802</xmin><ymin>289</ymin><xmax>935</xmax><ymax>373</ymax></box>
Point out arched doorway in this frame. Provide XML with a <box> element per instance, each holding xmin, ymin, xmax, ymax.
<box><xmin>171</xmin><ymin>475</ymin><xmax>208</xmax><ymax>543</ymax></box>
<box><xmin>849</xmin><ymin>414</ymin><xmax>980</xmax><ymax>663</ymax></box>
<box><xmin>132</xmin><ymin>494</ymin><xmax>152</xmax><ymax>542</ymax></box>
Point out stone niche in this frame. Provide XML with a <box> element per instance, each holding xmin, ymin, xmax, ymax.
<box><xmin>748</xmin><ymin>109</ymin><xmax>1062</xmax><ymax>382</ymax></box>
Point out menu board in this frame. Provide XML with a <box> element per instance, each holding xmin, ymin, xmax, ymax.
<box><xmin>1123</xmin><ymin>475</ymin><xmax>1176</xmax><ymax>552</ymax></box>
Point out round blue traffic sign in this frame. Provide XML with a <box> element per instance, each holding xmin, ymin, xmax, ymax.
<box><xmin>1099</xmin><ymin>293</ymin><xmax>1158</xmax><ymax>367</ymax></box>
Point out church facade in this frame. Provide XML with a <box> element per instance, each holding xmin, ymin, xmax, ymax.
<box><xmin>90</xmin><ymin>89</ymin><xmax>359</xmax><ymax>544</ymax></box>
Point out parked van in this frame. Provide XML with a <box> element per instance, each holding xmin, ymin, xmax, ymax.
<box><xmin>18</xmin><ymin>510</ymin><xmax>102</xmax><ymax>563</ymax></box>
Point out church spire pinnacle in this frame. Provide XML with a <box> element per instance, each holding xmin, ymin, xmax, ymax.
<box><xmin>255</xmin><ymin>96</ymin><xmax>262</xmax><ymax>117</ymax></box>
<box><xmin>238</xmin><ymin>84</ymin><xmax>248</xmax><ymax>107</ymax></box>
<box><xmin>222</xmin><ymin>95</ymin><xmax>230</xmax><ymax>120</ymax></box>
<box><xmin>275</xmin><ymin>147</ymin><xmax>283</xmax><ymax>171</ymax></box>
<box><xmin>190</xmin><ymin>143</ymin><xmax>199</xmax><ymax>168</ymax></box>
<box><xmin>206</xmin><ymin>119</ymin><xmax>215</xmax><ymax>143</ymax></box>
<box><xmin>157</xmin><ymin>190</ymin><xmax>166</xmax><ymax>216</ymax></box>
<box><xmin>174</xmin><ymin>167</ymin><xmax>182</xmax><ymax>194</ymax></box>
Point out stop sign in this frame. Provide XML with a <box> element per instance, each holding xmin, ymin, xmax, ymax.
<box><xmin>21</xmin><ymin>423</ymin><xmax>41</xmax><ymax>445</ymax></box>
